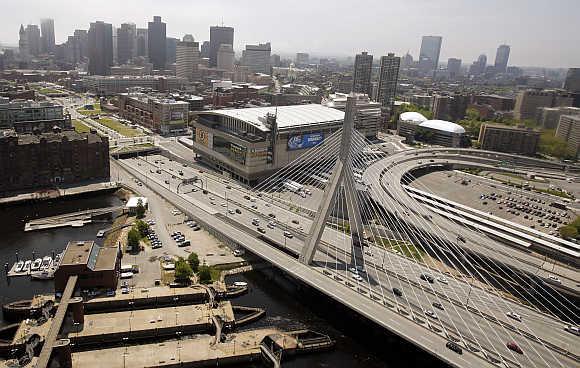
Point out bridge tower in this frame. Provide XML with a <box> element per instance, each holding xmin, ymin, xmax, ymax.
<box><xmin>299</xmin><ymin>94</ymin><xmax>364</xmax><ymax>267</ymax></box>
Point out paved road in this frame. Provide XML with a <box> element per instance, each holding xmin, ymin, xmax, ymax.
<box><xmin>116</xmin><ymin>156</ymin><xmax>579</xmax><ymax>368</ymax></box>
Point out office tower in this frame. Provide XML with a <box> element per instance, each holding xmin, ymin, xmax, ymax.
<box><xmin>40</xmin><ymin>18</ymin><xmax>55</xmax><ymax>53</ymax></box>
<box><xmin>352</xmin><ymin>51</ymin><xmax>373</xmax><ymax>96</ymax></box>
<box><xmin>270</xmin><ymin>54</ymin><xmax>281</xmax><ymax>67</ymax></box>
<box><xmin>117</xmin><ymin>23</ymin><xmax>136</xmax><ymax>65</ymax></box>
<box><xmin>514</xmin><ymin>90</ymin><xmax>574</xmax><ymax>121</ymax></box>
<box><xmin>376</xmin><ymin>53</ymin><xmax>400</xmax><ymax>110</ymax></box>
<box><xmin>564</xmin><ymin>68</ymin><xmax>580</xmax><ymax>93</ymax></box>
<box><xmin>201</xmin><ymin>41</ymin><xmax>210</xmax><ymax>59</ymax></box>
<box><xmin>166</xmin><ymin>37</ymin><xmax>178</xmax><ymax>64</ymax></box>
<box><xmin>209</xmin><ymin>26</ymin><xmax>234</xmax><ymax>67</ymax></box>
<box><xmin>469</xmin><ymin>54</ymin><xmax>487</xmax><ymax>76</ymax></box>
<box><xmin>148</xmin><ymin>16</ymin><xmax>167</xmax><ymax>69</ymax></box>
<box><xmin>295</xmin><ymin>52</ymin><xmax>309</xmax><ymax>67</ymax></box>
<box><xmin>241</xmin><ymin>43</ymin><xmax>271</xmax><ymax>74</ymax></box>
<box><xmin>88</xmin><ymin>21</ymin><xmax>113</xmax><ymax>75</ymax></box>
<box><xmin>447</xmin><ymin>58</ymin><xmax>462</xmax><ymax>78</ymax></box>
<box><xmin>176</xmin><ymin>35</ymin><xmax>200</xmax><ymax>81</ymax></box>
<box><xmin>73</xmin><ymin>29</ymin><xmax>88</xmax><ymax>61</ymax></box>
<box><xmin>419</xmin><ymin>35</ymin><xmax>442</xmax><ymax>74</ymax></box>
<box><xmin>136</xmin><ymin>28</ymin><xmax>148</xmax><ymax>57</ymax></box>
<box><xmin>18</xmin><ymin>25</ymin><xmax>28</xmax><ymax>59</ymax></box>
<box><xmin>217</xmin><ymin>44</ymin><xmax>235</xmax><ymax>71</ymax></box>
<box><xmin>556</xmin><ymin>115</ymin><xmax>580</xmax><ymax>157</ymax></box>
<box><xmin>401</xmin><ymin>52</ymin><xmax>413</xmax><ymax>68</ymax></box>
<box><xmin>494</xmin><ymin>44</ymin><xmax>510</xmax><ymax>74</ymax></box>
<box><xmin>25</xmin><ymin>25</ymin><xmax>41</xmax><ymax>56</ymax></box>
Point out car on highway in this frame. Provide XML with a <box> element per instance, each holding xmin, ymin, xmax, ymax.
<box><xmin>235</xmin><ymin>208</ymin><xmax>242</xmax><ymax>214</ymax></box>
<box><xmin>437</xmin><ymin>277</ymin><xmax>448</xmax><ymax>284</ymax></box>
<box><xmin>292</xmin><ymin>219</ymin><xmax>299</xmax><ymax>224</ymax></box>
<box><xmin>392</xmin><ymin>287</ymin><xmax>403</xmax><ymax>297</ymax></box>
<box><xmin>420</xmin><ymin>274</ymin><xmax>435</xmax><ymax>283</ymax></box>
<box><xmin>283</xmin><ymin>231</ymin><xmax>293</xmax><ymax>238</ymax></box>
<box><xmin>268</xmin><ymin>213</ymin><xmax>276</xmax><ymax>218</ymax></box>
<box><xmin>547</xmin><ymin>274</ymin><xmax>561</xmax><ymax>283</ymax></box>
<box><xmin>432</xmin><ymin>302</ymin><xmax>444</xmax><ymax>310</ymax></box>
<box><xmin>446</xmin><ymin>341</ymin><xmax>462</xmax><ymax>355</ymax></box>
<box><xmin>506</xmin><ymin>311</ymin><xmax>522</xmax><ymax>322</ymax></box>
<box><xmin>252</xmin><ymin>218</ymin><xmax>260</xmax><ymax>226</ymax></box>
<box><xmin>564</xmin><ymin>325</ymin><xmax>580</xmax><ymax>336</ymax></box>
<box><xmin>267</xmin><ymin>221</ymin><xmax>276</xmax><ymax>229</ymax></box>
<box><xmin>251</xmin><ymin>204</ymin><xmax>258</xmax><ymax>209</ymax></box>
<box><xmin>257</xmin><ymin>227</ymin><xmax>266</xmax><ymax>234</ymax></box>
<box><xmin>221</xmin><ymin>203</ymin><xmax>227</xmax><ymax>207</ymax></box>
<box><xmin>425</xmin><ymin>310</ymin><xmax>438</xmax><ymax>319</ymax></box>
<box><xmin>228</xmin><ymin>209</ymin><xmax>235</xmax><ymax>214</ymax></box>
<box><xmin>244</xmin><ymin>195</ymin><xmax>251</xmax><ymax>200</ymax></box>
<box><xmin>351</xmin><ymin>274</ymin><xmax>363</xmax><ymax>282</ymax></box>
<box><xmin>506</xmin><ymin>341</ymin><xmax>523</xmax><ymax>354</ymax></box>
<box><xmin>164</xmin><ymin>180</ymin><xmax>170</xmax><ymax>184</ymax></box>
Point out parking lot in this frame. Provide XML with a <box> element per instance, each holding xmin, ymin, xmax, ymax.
<box><xmin>410</xmin><ymin>171</ymin><xmax>575</xmax><ymax>237</ymax></box>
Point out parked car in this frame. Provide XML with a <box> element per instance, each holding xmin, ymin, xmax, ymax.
<box><xmin>446</xmin><ymin>341</ymin><xmax>462</xmax><ymax>354</ymax></box>
<box><xmin>506</xmin><ymin>341</ymin><xmax>523</xmax><ymax>354</ymax></box>
<box><xmin>392</xmin><ymin>288</ymin><xmax>403</xmax><ymax>297</ymax></box>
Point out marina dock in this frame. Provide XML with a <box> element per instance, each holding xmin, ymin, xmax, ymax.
<box><xmin>24</xmin><ymin>205</ymin><xmax>124</xmax><ymax>232</ymax></box>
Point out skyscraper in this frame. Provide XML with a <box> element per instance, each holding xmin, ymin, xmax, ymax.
<box><xmin>217</xmin><ymin>44</ymin><xmax>235</xmax><ymax>71</ymax></box>
<box><xmin>200</xmin><ymin>41</ymin><xmax>210</xmax><ymax>59</ymax></box>
<box><xmin>209</xmin><ymin>26</ymin><xmax>234</xmax><ymax>67</ymax></box>
<box><xmin>136</xmin><ymin>28</ymin><xmax>148</xmax><ymax>57</ymax></box>
<box><xmin>494</xmin><ymin>44</ymin><xmax>510</xmax><ymax>73</ymax></box>
<box><xmin>88</xmin><ymin>21</ymin><xmax>113</xmax><ymax>75</ymax></box>
<box><xmin>25</xmin><ymin>25</ymin><xmax>41</xmax><ymax>56</ymax></box>
<box><xmin>176</xmin><ymin>35</ymin><xmax>200</xmax><ymax>81</ymax></box>
<box><xmin>242</xmin><ymin>43</ymin><xmax>271</xmax><ymax>74</ymax></box>
<box><xmin>166</xmin><ymin>37</ymin><xmax>178</xmax><ymax>64</ymax></box>
<box><xmin>117</xmin><ymin>23</ymin><xmax>136</xmax><ymax>65</ymax></box>
<box><xmin>564</xmin><ymin>68</ymin><xmax>580</xmax><ymax>93</ymax></box>
<box><xmin>419</xmin><ymin>36</ymin><xmax>442</xmax><ymax>74</ymax></box>
<box><xmin>447</xmin><ymin>58</ymin><xmax>462</xmax><ymax>78</ymax></box>
<box><xmin>148</xmin><ymin>16</ymin><xmax>167</xmax><ymax>69</ymax></box>
<box><xmin>295</xmin><ymin>52</ymin><xmax>309</xmax><ymax>67</ymax></box>
<box><xmin>40</xmin><ymin>18</ymin><xmax>55</xmax><ymax>53</ymax></box>
<box><xmin>18</xmin><ymin>25</ymin><xmax>28</xmax><ymax>59</ymax></box>
<box><xmin>377</xmin><ymin>53</ymin><xmax>400</xmax><ymax>110</ymax></box>
<box><xmin>469</xmin><ymin>54</ymin><xmax>487</xmax><ymax>76</ymax></box>
<box><xmin>352</xmin><ymin>51</ymin><xmax>373</xmax><ymax>96</ymax></box>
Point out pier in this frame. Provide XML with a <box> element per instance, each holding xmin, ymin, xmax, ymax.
<box><xmin>23</xmin><ymin>205</ymin><xmax>125</xmax><ymax>232</ymax></box>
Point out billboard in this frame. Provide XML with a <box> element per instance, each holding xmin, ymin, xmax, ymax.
<box><xmin>287</xmin><ymin>132</ymin><xmax>324</xmax><ymax>151</ymax></box>
<box><xmin>196</xmin><ymin>128</ymin><xmax>212</xmax><ymax>149</ymax></box>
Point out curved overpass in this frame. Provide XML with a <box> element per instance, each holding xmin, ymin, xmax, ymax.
<box><xmin>363</xmin><ymin>147</ymin><xmax>580</xmax><ymax>297</ymax></box>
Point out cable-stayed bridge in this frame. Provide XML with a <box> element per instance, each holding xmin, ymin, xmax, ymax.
<box><xmin>117</xmin><ymin>95</ymin><xmax>579</xmax><ymax>368</ymax></box>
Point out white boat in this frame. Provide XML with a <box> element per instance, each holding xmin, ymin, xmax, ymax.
<box><xmin>54</xmin><ymin>253</ymin><xmax>61</xmax><ymax>264</ymax></box>
<box><xmin>41</xmin><ymin>256</ymin><xmax>52</xmax><ymax>270</ymax></box>
<box><xmin>14</xmin><ymin>261</ymin><xmax>24</xmax><ymax>273</ymax></box>
<box><xmin>31</xmin><ymin>271</ymin><xmax>54</xmax><ymax>280</ymax></box>
<box><xmin>233</xmin><ymin>281</ymin><xmax>248</xmax><ymax>287</ymax></box>
<box><xmin>23</xmin><ymin>260</ymin><xmax>31</xmax><ymax>272</ymax></box>
<box><xmin>31</xmin><ymin>258</ymin><xmax>42</xmax><ymax>271</ymax></box>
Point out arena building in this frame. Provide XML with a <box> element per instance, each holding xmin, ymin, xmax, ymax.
<box><xmin>397</xmin><ymin>112</ymin><xmax>467</xmax><ymax>147</ymax></box>
<box><xmin>191</xmin><ymin>104</ymin><xmax>345</xmax><ymax>184</ymax></box>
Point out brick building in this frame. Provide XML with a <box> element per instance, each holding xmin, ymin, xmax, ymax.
<box><xmin>118</xmin><ymin>92</ymin><xmax>189</xmax><ymax>135</ymax></box>
<box><xmin>0</xmin><ymin>129</ymin><xmax>109</xmax><ymax>195</ymax></box>
<box><xmin>54</xmin><ymin>240</ymin><xmax>120</xmax><ymax>293</ymax></box>
<box><xmin>478</xmin><ymin>123</ymin><xmax>540</xmax><ymax>156</ymax></box>
<box><xmin>0</xmin><ymin>98</ymin><xmax>72</xmax><ymax>133</ymax></box>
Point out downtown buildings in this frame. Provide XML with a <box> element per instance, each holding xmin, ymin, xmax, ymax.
<box><xmin>377</xmin><ymin>53</ymin><xmax>400</xmax><ymax>111</ymax></box>
<box><xmin>148</xmin><ymin>16</ymin><xmax>167</xmax><ymax>69</ymax></box>
<box><xmin>175</xmin><ymin>35</ymin><xmax>200</xmax><ymax>81</ymax></box>
<box><xmin>494</xmin><ymin>44</ymin><xmax>510</xmax><ymax>73</ymax></box>
<box><xmin>209</xmin><ymin>26</ymin><xmax>234</xmax><ymax>67</ymax></box>
<box><xmin>352</xmin><ymin>52</ymin><xmax>373</xmax><ymax>96</ymax></box>
<box><xmin>88</xmin><ymin>21</ymin><xmax>113</xmax><ymax>75</ymax></box>
<box><xmin>242</xmin><ymin>43</ymin><xmax>272</xmax><ymax>74</ymax></box>
<box><xmin>418</xmin><ymin>35</ymin><xmax>442</xmax><ymax>75</ymax></box>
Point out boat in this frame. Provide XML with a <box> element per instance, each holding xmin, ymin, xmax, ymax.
<box><xmin>41</xmin><ymin>256</ymin><xmax>52</xmax><ymax>270</ymax></box>
<box><xmin>31</xmin><ymin>270</ymin><xmax>54</xmax><ymax>280</ymax></box>
<box><xmin>233</xmin><ymin>281</ymin><xmax>248</xmax><ymax>287</ymax></box>
<box><xmin>14</xmin><ymin>261</ymin><xmax>24</xmax><ymax>273</ymax></box>
<box><xmin>54</xmin><ymin>253</ymin><xmax>62</xmax><ymax>264</ymax></box>
<box><xmin>31</xmin><ymin>258</ymin><xmax>42</xmax><ymax>271</ymax></box>
<box><xmin>23</xmin><ymin>260</ymin><xmax>32</xmax><ymax>272</ymax></box>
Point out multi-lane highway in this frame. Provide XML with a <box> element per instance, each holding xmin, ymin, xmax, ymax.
<box><xmin>115</xmin><ymin>153</ymin><xmax>579</xmax><ymax>368</ymax></box>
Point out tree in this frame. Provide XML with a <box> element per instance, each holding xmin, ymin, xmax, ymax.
<box><xmin>174</xmin><ymin>258</ymin><xmax>193</xmax><ymax>282</ymax></box>
<box><xmin>198</xmin><ymin>265</ymin><xmax>212</xmax><ymax>284</ymax></box>
<box><xmin>135</xmin><ymin>199</ymin><xmax>146</xmax><ymax>219</ymax></box>
<box><xmin>127</xmin><ymin>228</ymin><xmax>140</xmax><ymax>250</ymax></box>
<box><xmin>559</xmin><ymin>225</ymin><xmax>578</xmax><ymax>239</ymax></box>
<box><xmin>187</xmin><ymin>252</ymin><xmax>200</xmax><ymax>273</ymax></box>
<box><xmin>134</xmin><ymin>220</ymin><xmax>149</xmax><ymax>237</ymax></box>
<box><xmin>538</xmin><ymin>130</ymin><xmax>572</xmax><ymax>159</ymax></box>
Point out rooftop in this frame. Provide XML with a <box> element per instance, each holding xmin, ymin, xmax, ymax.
<box><xmin>400</xmin><ymin>111</ymin><xmax>428</xmax><ymax>124</ymax></box>
<box><xmin>419</xmin><ymin>119</ymin><xmax>466</xmax><ymax>134</ymax></box>
<box><xmin>13</xmin><ymin>130</ymin><xmax>102</xmax><ymax>145</ymax></box>
<box><xmin>60</xmin><ymin>240</ymin><xmax>118</xmax><ymax>271</ymax></box>
<box><xmin>201</xmin><ymin>104</ymin><xmax>345</xmax><ymax>132</ymax></box>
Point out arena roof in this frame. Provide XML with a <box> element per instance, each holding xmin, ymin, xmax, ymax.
<box><xmin>400</xmin><ymin>111</ymin><xmax>428</xmax><ymax>124</ymax></box>
<box><xmin>201</xmin><ymin>104</ymin><xmax>345</xmax><ymax>131</ymax></box>
<box><xmin>419</xmin><ymin>119</ymin><xmax>466</xmax><ymax>134</ymax></box>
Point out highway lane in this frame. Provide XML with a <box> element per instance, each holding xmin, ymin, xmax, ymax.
<box><xmin>118</xmin><ymin>156</ymin><xmax>580</xmax><ymax>368</ymax></box>
<box><xmin>362</xmin><ymin>149</ymin><xmax>580</xmax><ymax>293</ymax></box>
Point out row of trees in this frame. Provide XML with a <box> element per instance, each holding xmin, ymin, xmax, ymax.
<box><xmin>174</xmin><ymin>252</ymin><xmax>212</xmax><ymax>284</ymax></box>
<box><xmin>127</xmin><ymin>219</ymin><xmax>149</xmax><ymax>251</ymax></box>
<box><xmin>559</xmin><ymin>217</ymin><xmax>580</xmax><ymax>240</ymax></box>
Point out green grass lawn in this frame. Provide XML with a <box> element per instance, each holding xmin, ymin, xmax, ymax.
<box><xmin>97</xmin><ymin>117</ymin><xmax>141</xmax><ymax>137</ymax></box>
<box><xmin>72</xmin><ymin>119</ymin><xmax>91</xmax><ymax>133</ymax></box>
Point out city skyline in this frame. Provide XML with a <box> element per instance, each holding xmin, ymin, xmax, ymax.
<box><xmin>0</xmin><ymin>0</ymin><xmax>579</xmax><ymax>68</ymax></box>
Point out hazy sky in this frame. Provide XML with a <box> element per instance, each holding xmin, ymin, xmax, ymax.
<box><xmin>2</xmin><ymin>0</ymin><xmax>579</xmax><ymax>68</ymax></box>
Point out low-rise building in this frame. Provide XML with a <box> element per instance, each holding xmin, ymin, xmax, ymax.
<box><xmin>118</xmin><ymin>92</ymin><xmax>189</xmax><ymax>135</ymax></box>
<box><xmin>0</xmin><ymin>98</ymin><xmax>71</xmax><ymax>133</ymax></box>
<box><xmin>399</xmin><ymin>118</ymin><xmax>466</xmax><ymax>147</ymax></box>
<box><xmin>555</xmin><ymin>114</ymin><xmax>580</xmax><ymax>158</ymax></box>
<box><xmin>514</xmin><ymin>89</ymin><xmax>573</xmax><ymax>121</ymax></box>
<box><xmin>83</xmin><ymin>75</ymin><xmax>184</xmax><ymax>95</ymax></box>
<box><xmin>323</xmin><ymin>93</ymin><xmax>382</xmax><ymax>138</ymax></box>
<box><xmin>536</xmin><ymin>106</ymin><xmax>580</xmax><ymax>129</ymax></box>
<box><xmin>478</xmin><ymin>123</ymin><xmax>540</xmax><ymax>156</ymax></box>
<box><xmin>54</xmin><ymin>240</ymin><xmax>120</xmax><ymax>293</ymax></box>
<box><xmin>0</xmin><ymin>128</ymin><xmax>110</xmax><ymax>195</ymax></box>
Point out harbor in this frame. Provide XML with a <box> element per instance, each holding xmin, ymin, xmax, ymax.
<box><xmin>5</xmin><ymin>252</ymin><xmax>62</xmax><ymax>279</ymax></box>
